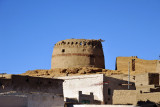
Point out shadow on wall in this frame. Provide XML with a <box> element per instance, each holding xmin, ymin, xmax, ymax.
<box><xmin>137</xmin><ymin>100</ymin><xmax>159</xmax><ymax>107</ymax></box>
<box><xmin>0</xmin><ymin>75</ymin><xmax>64</xmax><ymax>95</ymax></box>
<box><xmin>103</xmin><ymin>76</ymin><xmax>136</xmax><ymax>104</ymax></box>
<box><xmin>65</xmin><ymin>92</ymin><xmax>102</xmax><ymax>106</ymax></box>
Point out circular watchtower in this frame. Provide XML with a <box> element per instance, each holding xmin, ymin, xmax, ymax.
<box><xmin>51</xmin><ymin>39</ymin><xmax>105</xmax><ymax>69</ymax></box>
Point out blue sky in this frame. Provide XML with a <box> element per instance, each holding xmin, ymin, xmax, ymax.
<box><xmin>0</xmin><ymin>0</ymin><xmax>160</xmax><ymax>74</ymax></box>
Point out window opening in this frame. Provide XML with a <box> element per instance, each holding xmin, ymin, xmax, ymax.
<box><xmin>108</xmin><ymin>88</ymin><xmax>111</xmax><ymax>95</ymax></box>
<box><xmin>71</xmin><ymin>42</ymin><xmax>74</xmax><ymax>45</ymax></box>
<box><xmin>62</xmin><ymin>49</ymin><xmax>65</xmax><ymax>53</ymax></box>
<box><xmin>132</xmin><ymin>59</ymin><xmax>135</xmax><ymax>71</ymax></box>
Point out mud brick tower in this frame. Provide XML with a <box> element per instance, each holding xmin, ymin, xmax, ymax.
<box><xmin>51</xmin><ymin>39</ymin><xmax>105</xmax><ymax>69</ymax></box>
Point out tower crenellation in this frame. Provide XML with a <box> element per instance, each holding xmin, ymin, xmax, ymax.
<box><xmin>54</xmin><ymin>39</ymin><xmax>102</xmax><ymax>48</ymax></box>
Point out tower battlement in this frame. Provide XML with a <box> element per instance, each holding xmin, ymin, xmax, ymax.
<box><xmin>54</xmin><ymin>39</ymin><xmax>102</xmax><ymax>48</ymax></box>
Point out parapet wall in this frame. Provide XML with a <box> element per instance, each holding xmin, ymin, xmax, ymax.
<box><xmin>51</xmin><ymin>39</ymin><xmax>105</xmax><ymax>69</ymax></box>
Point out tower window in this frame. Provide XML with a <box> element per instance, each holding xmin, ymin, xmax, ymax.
<box><xmin>71</xmin><ymin>42</ymin><xmax>74</xmax><ymax>45</ymax></box>
<box><xmin>62</xmin><ymin>49</ymin><xmax>65</xmax><ymax>52</ymax></box>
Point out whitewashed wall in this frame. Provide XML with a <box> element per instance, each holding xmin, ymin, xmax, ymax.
<box><xmin>57</xmin><ymin>74</ymin><xmax>104</xmax><ymax>103</ymax></box>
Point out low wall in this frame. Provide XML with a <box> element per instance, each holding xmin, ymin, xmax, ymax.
<box><xmin>137</xmin><ymin>92</ymin><xmax>160</xmax><ymax>103</ymax></box>
<box><xmin>73</xmin><ymin>105</ymin><xmax>138</xmax><ymax>107</ymax></box>
<box><xmin>113</xmin><ymin>90</ymin><xmax>137</xmax><ymax>105</ymax></box>
<box><xmin>0</xmin><ymin>93</ymin><xmax>64</xmax><ymax>107</ymax></box>
<box><xmin>113</xmin><ymin>90</ymin><xmax>160</xmax><ymax>105</ymax></box>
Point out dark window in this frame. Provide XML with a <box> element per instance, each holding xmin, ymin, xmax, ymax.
<box><xmin>63</xmin><ymin>42</ymin><xmax>66</xmax><ymax>44</ymax></box>
<box><xmin>132</xmin><ymin>59</ymin><xmax>135</xmax><ymax>71</ymax></box>
<box><xmin>108</xmin><ymin>88</ymin><xmax>111</xmax><ymax>95</ymax></box>
<box><xmin>62</xmin><ymin>49</ymin><xmax>65</xmax><ymax>52</ymax></box>
<box><xmin>71</xmin><ymin>42</ymin><xmax>74</xmax><ymax>45</ymax></box>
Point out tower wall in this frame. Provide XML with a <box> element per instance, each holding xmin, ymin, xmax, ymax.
<box><xmin>51</xmin><ymin>39</ymin><xmax>105</xmax><ymax>69</ymax></box>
